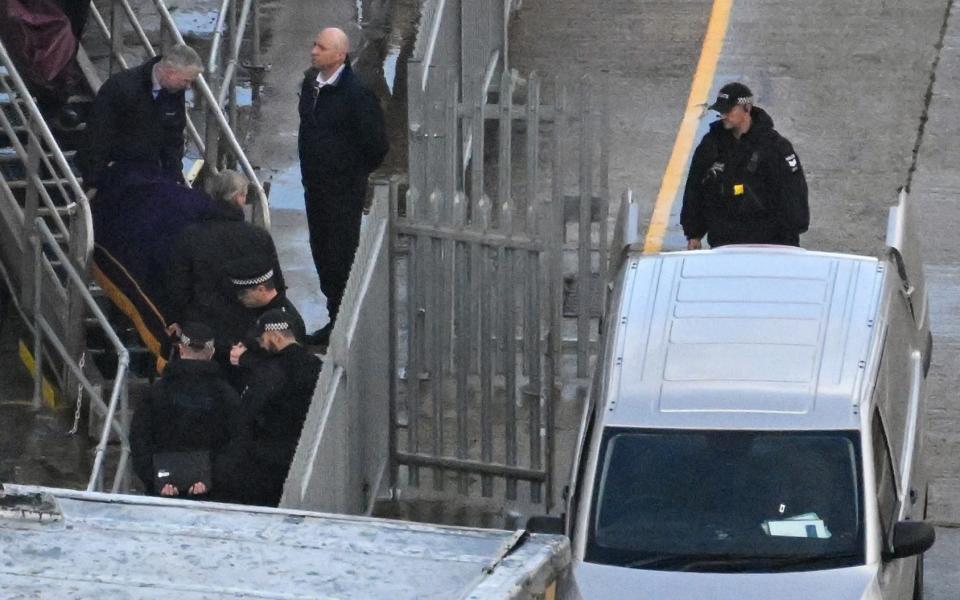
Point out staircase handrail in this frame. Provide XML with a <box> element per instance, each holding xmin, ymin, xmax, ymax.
<box><xmin>32</xmin><ymin>217</ymin><xmax>131</xmax><ymax>493</ymax></box>
<box><xmin>0</xmin><ymin>41</ymin><xmax>93</xmax><ymax>266</ymax></box>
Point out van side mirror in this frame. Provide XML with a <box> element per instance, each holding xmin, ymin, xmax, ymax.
<box><xmin>526</xmin><ymin>514</ymin><xmax>565</xmax><ymax>535</ymax></box>
<box><xmin>883</xmin><ymin>521</ymin><xmax>936</xmax><ymax>561</ymax></box>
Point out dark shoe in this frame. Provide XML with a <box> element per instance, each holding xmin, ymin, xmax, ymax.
<box><xmin>305</xmin><ymin>322</ymin><xmax>333</xmax><ymax>349</ymax></box>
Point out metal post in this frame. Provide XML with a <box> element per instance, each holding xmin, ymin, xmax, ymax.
<box><xmin>19</xmin><ymin>128</ymin><xmax>42</xmax><ymax>309</ymax></box>
<box><xmin>31</xmin><ymin>236</ymin><xmax>43</xmax><ymax>410</ymax></box>
<box><xmin>228</xmin><ymin>0</ymin><xmax>239</xmax><ymax>136</ymax></box>
<box><xmin>429</xmin><ymin>192</ymin><xmax>444</xmax><ymax>491</ymax></box>
<box><xmin>576</xmin><ymin>77</ymin><xmax>593</xmax><ymax>378</ymax></box>
<box><xmin>405</xmin><ymin>189</ymin><xmax>421</xmax><ymax>487</ymax></box>
<box><xmin>544</xmin><ymin>79</ymin><xmax>567</xmax><ymax>511</ymax></box>
<box><xmin>387</xmin><ymin>178</ymin><xmax>400</xmax><ymax>496</ymax></box>
<box><xmin>453</xmin><ymin>194</ymin><xmax>470</xmax><ymax>495</ymax></box>
<box><xmin>478</xmin><ymin>199</ymin><xmax>493</xmax><ymax>497</ymax></box>
<box><xmin>109</xmin><ymin>0</ymin><xmax>124</xmax><ymax>76</ymax></box>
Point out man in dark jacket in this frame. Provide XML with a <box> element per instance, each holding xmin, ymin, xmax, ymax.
<box><xmin>217</xmin><ymin>309</ymin><xmax>322</xmax><ymax>506</ymax></box>
<box><xmin>298</xmin><ymin>27</ymin><xmax>388</xmax><ymax>349</ymax></box>
<box><xmin>167</xmin><ymin>169</ymin><xmax>285</xmax><ymax>361</ymax></box>
<box><xmin>681</xmin><ymin>82</ymin><xmax>809</xmax><ymax>248</ymax></box>
<box><xmin>78</xmin><ymin>44</ymin><xmax>202</xmax><ymax>188</ymax></box>
<box><xmin>130</xmin><ymin>322</ymin><xmax>238</xmax><ymax>497</ymax></box>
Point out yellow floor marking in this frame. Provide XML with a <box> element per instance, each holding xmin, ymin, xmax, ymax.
<box><xmin>643</xmin><ymin>0</ymin><xmax>734</xmax><ymax>253</ymax></box>
<box><xmin>18</xmin><ymin>339</ymin><xmax>59</xmax><ymax>409</ymax></box>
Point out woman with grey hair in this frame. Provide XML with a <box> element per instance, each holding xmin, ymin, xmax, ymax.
<box><xmin>210</xmin><ymin>169</ymin><xmax>249</xmax><ymax>208</ymax></box>
<box><xmin>167</xmin><ymin>169</ymin><xmax>285</xmax><ymax>369</ymax></box>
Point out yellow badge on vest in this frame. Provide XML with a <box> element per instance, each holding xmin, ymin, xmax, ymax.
<box><xmin>733</xmin><ymin>184</ymin><xmax>745</xmax><ymax>196</ymax></box>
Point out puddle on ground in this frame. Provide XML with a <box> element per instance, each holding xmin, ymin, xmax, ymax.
<box><xmin>166</xmin><ymin>4</ymin><xmax>220</xmax><ymax>37</ymax></box>
<box><xmin>264</xmin><ymin>162</ymin><xmax>303</xmax><ymax>211</ymax></box>
<box><xmin>384</xmin><ymin>45</ymin><xmax>401</xmax><ymax>95</ymax></box>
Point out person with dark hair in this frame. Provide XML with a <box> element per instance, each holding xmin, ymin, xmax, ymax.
<box><xmin>167</xmin><ymin>169</ymin><xmax>285</xmax><ymax>363</ymax></box>
<box><xmin>215</xmin><ymin>309</ymin><xmax>322</xmax><ymax>506</ymax></box>
<box><xmin>298</xmin><ymin>27</ymin><xmax>388</xmax><ymax>350</ymax></box>
<box><xmin>78</xmin><ymin>44</ymin><xmax>203</xmax><ymax>188</ymax></box>
<box><xmin>129</xmin><ymin>322</ymin><xmax>238</xmax><ymax>498</ymax></box>
<box><xmin>681</xmin><ymin>82</ymin><xmax>809</xmax><ymax>249</ymax></box>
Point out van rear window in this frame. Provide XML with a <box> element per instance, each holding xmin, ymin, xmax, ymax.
<box><xmin>585</xmin><ymin>428</ymin><xmax>864</xmax><ymax>572</ymax></box>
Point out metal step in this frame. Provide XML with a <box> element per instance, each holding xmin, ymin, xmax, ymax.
<box><xmin>6</xmin><ymin>178</ymin><xmax>81</xmax><ymax>189</ymax></box>
<box><xmin>0</xmin><ymin>150</ymin><xmax>76</xmax><ymax>163</ymax></box>
<box><xmin>36</xmin><ymin>205</ymin><xmax>77</xmax><ymax>217</ymax></box>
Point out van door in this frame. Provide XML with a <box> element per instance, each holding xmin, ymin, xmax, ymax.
<box><xmin>872</xmin><ymin>409</ymin><xmax>915</xmax><ymax>600</ymax></box>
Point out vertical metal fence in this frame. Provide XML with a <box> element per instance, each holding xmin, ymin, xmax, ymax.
<box><xmin>393</xmin><ymin>61</ymin><xmax>610</xmax><ymax>512</ymax></box>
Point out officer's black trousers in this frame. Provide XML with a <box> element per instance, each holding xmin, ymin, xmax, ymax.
<box><xmin>303</xmin><ymin>180</ymin><xmax>363</xmax><ymax>323</ymax></box>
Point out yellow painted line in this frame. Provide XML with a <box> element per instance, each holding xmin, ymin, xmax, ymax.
<box><xmin>17</xmin><ymin>340</ymin><xmax>59</xmax><ymax>409</ymax></box>
<box><xmin>643</xmin><ymin>0</ymin><xmax>734</xmax><ymax>253</ymax></box>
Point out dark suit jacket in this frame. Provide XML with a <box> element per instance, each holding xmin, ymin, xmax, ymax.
<box><xmin>297</xmin><ymin>62</ymin><xmax>388</xmax><ymax>200</ymax></box>
<box><xmin>79</xmin><ymin>56</ymin><xmax>187</xmax><ymax>186</ymax></box>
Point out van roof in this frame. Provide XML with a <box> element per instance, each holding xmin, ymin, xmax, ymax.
<box><xmin>604</xmin><ymin>246</ymin><xmax>884</xmax><ymax>431</ymax></box>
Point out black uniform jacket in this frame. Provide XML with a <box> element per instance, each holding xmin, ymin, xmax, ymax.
<box><xmin>79</xmin><ymin>56</ymin><xmax>187</xmax><ymax>186</ymax></box>
<box><xmin>238</xmin><ymin>343</ymin><xmax>322</xmax><ymax>468</ymax></box>
<box><xmin>130</xmin><ymin>358</ymin><xmax>239</xmax><ymax>491</ymax></box>
<box><xmin>167</xmin><ymin>200</ymin><xmax>286</xmax><ymax>349</ymax></box>
<box><xmin>680</xmin><ymin>107</ymin><xmax>809</xmax><ymax>247</ymax></box>
<box><xmin>297</xmin><ymin>62</ymin><xmax>388</xmax><ymax>198</ymax></box>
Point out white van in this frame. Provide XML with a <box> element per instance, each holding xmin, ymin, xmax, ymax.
<box><xmin>532</xmin><ymin>191</ymin><xmax>935</xmax><ymax>599</ymax></box>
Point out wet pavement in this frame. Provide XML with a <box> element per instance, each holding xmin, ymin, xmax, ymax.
<box><xmin>0</xmin><ymin>299</ymin><xmax>90</xmax><ymax>490</ymax></box>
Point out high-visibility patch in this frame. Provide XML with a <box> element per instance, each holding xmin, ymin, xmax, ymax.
<box><xmin>733</xmin><ymin>183</ymin><xmax>744</xmax><ymax>196</ymax></box>
<box><xmin>785</xmin><ymin>153</ymin><xmax>799</xmax><ymax>172</ymax></box>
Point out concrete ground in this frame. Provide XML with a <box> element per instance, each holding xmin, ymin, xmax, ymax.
<box><xmin>0</xmin><ymin>296</ymin><xmax>90</xmax><ymax>490</ymax></box>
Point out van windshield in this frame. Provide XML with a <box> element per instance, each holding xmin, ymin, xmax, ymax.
<box><xmin>585</xmin><ymin>429</ymin><xmax>864</xmax><ymax>572</ymax></box>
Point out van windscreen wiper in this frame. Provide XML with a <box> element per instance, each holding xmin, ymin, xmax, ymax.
<box><xmin>621</xmin><ymin>551</ymin><xmax>861</xmax><ymax>572</ymax></box>
<box><xmin>674</xmin><ymin>552</ymin><xmax>862</xmax><ymax>572</ymax></box>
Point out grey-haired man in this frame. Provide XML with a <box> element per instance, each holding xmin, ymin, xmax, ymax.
<box><xmin>79</xmin><ymin>43</ymin><xmax>203</xmax><ymax>187</ymax></box>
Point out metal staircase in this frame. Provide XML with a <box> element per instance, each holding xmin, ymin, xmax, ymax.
<box><xmin>0</xmin><ymin>0</ymin><xmax>268</xmax><ymax>493</ymax></box>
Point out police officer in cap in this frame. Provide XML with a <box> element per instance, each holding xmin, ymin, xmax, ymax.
<box><xmin>130</xmin><ymin>321</ymin><xmax>239</xmax><ymax>497</ymax></box>
<box><xmin>681</xmin><ymin>82</ymin><xmax>809</xmax><ymax>249</ymax></box>
<box><xmin>216</xmin><ymin>308</ymin><xmax>322</xmax><ymax>506</ymax></box>
<box><xmin>223</xmin><ymin>254</ymin><xmax>307</xmax><ymax>371</ymax></box>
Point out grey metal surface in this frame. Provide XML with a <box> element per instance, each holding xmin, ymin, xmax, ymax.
<box><xmin>606</xmin><ymin>248</ymin><xmax>881</xmax><ymax>431</ymax></box>
<box><xmin>283</xmin><ymin>181</ymin><xmax>392</xmax><ymax>515</ymax></box>
<box><xmin>0</xmin><ymin>484</ymin><xmax>570</xmax><ymax>599</ymax></box>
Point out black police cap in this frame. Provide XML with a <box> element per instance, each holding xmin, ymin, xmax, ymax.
<box><xmin>253</xmin><ymin>308</ymin><xmax>294</xmax><ymax>336</ymax></box>
<box><xmin>709</xmin><ymin>82</ymin><xmax>754</xmax><ymax>114</ymax></box>
<box><xmin>225</xmin><ymin>255</ymin><xmax>274</xmax><ymax>288</ymax></box>
<box><xmin>179</xmin><ymin>321</ymin><xmax>215</xmax><ymax>350</ymax></box>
